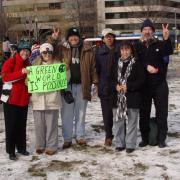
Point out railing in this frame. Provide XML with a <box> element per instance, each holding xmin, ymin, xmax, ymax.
<box><xmin>84</xmin><ymin>36</ymin><xmax>140</xmax><ymax>42</ymax></box>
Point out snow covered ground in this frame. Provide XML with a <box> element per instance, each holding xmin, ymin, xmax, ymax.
<box><xmin>0</xmin><ymin>55</ymin><xmax>180</xmax><ymax>180</ymax></box>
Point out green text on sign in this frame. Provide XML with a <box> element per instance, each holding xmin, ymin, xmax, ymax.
<box><xmin>27</xmin><ymin>63</ymin><xmax>67</xmax><ymax>93</ymax></box>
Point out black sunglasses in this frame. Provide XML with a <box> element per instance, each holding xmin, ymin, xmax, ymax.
<box><xmin>42</xmin><ymin>51</ymin><xmax>53</xmax><ymax>55</ymax></box>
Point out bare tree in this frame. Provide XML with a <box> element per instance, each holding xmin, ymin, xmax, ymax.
<box><xmin>64</xmin><ymin>0</ymin><xmax>97</xmax><ymax>37</ymax></box>
<box><xmin>120</xmin><ymin>0</ymin><xmax>175</xmax><ymax>34</ymax></box>
<box><xmin>128</xmin><ymin>0</ymin><xmax>172</xmax><ymax>24</ymax></box>
<box><xmin>135</xmin><ymin>0</ymin><xmax>166</xmax><ymax>23</ymax></box>
<box><xmin>4</xmin><ymin>3</ymin><xmax>72</xmax><ymax>43</ymax></box>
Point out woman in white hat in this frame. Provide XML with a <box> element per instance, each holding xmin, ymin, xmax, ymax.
<box><xmin>31</xmin><ymin>43</ymin><xmax>62</xmax><ymax>155</ymax></box>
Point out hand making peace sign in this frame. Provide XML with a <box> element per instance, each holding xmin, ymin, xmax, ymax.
<box><xmin>52</xmin><ymin>27</ymin><xmax>60</xmax><ymax>40</ymax></box>
<box><xmin>162</xmin><ymin>24</ymin><xmax>169</xmax><ymax>40</ymax></box>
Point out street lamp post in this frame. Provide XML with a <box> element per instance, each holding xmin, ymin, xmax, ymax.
<box><xmin>34</xmin><ymin>17</ymin><xmax>38</xmax><ymax>41</ymax></box>
<box><xmin>174</xmin><ymin>8</ymin><xmax>178</xmax><ymax>50</ymax></box>
<box><xmin>0</xmin><ymin>0</ymin><xmax>2</xmax><ymax>41</ymax></box>
<box><xmin>0</xmin><ymin>0</ymin><xmax>4</xmax><ymax>41</ymax></box>
<box><xmin>34</xmin><ymin>5</ymin><xmax>38</xmax><ymax>41</ymax></box>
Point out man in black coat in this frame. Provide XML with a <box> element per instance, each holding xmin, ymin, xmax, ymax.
<box><xmin>135</xmin><ymin>19</ymin><xmax>173</xmax><ymax>148</ymax></box>
<box><xmin>96</xmin><ymin>28</ymin><xmax>119</xmax><ymax>146</ymax></box>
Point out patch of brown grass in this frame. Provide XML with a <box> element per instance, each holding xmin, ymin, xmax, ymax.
<box><xmin>134</xmin><ymin>162</ymin><xmax>149</xmax><ymax>173</ymax></box>
<box><xmin>46</xmin><ymin>160</ymin><xmax>84</xmax><ymax>171</ymax></box>
<box><xmin>28</xmin><ymin>160</ymin><xmax>84</xmax><ymax>177</ymax></box>
<box><xmin>28</xmin><ymin>165</ymin><xmax>46</xmax><ymax>177</ymax></box>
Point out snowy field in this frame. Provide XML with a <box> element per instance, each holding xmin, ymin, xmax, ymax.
<box><xmin>0</xmin><ymin>55</ymin><xmax>180</xmax><ymax>180</ymax></box>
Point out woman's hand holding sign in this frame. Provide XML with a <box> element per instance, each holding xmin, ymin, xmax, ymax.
<box><xmin>22</xmin><ymin>68</ymin><xmax>29</xmax><ymax>74</ymax></box>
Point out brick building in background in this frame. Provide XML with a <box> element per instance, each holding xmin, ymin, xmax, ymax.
<box><xmin>2</xmin><ymin>0</ymin><xmax>97</xmax><ymax>42</ymax></box>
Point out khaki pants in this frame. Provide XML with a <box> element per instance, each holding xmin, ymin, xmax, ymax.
<box><xmin>33</xmin><ymin>110</ymin><xmax>59</xmax><ymax>151</ymax></box>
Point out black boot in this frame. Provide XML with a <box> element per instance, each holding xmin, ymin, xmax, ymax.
<box><xmin>158</xmin><ymin>141</ymin><xmax>166</xmax><ymax>148</ymax></box>
<box><xmin>9</xmin><ymin>153</ymin><xmax>17</xmax><ymax>161</ymax></box>
<box><xmin>126</xmin><ymin>148</ymin><xmax>135</xmax><ymax>153</ymax></box>
<box><xmin>139</xmin><ymin>141</ymin><xmax>148</xmax><ymax>147</ymax></box>
<box><xmin>18</xmin><ymin>150</ymin><xmax>30</xmax><ymax>156</ymax></box>
<box><xmin>115</xmin><ymin>147</ymin><xmax>125</xmax><ymax>151</ymax></box>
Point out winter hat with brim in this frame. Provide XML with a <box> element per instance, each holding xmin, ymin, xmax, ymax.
<box><xmin>66</xmin><ymin>27</ymin><xmax>80</xmax><ymax>40</ymax></box>
<box><xmin>17</xmin><ymin>41</ymin><xmax>31</xmax><ymax>53</ymax></box>
<box><xmin>40</xmin><ymin>43</ymin><xmax>53</xmax><ymax>54</ymax></box>
<box><xmin>11</xmin><ymin>44</ymin><xmax>18</xmax><ymax>51</ymax></box>
<box><xmin>102</xmin><ymin>28</ymin><xmax>116</xmax><ymax>38</ymax></box>
<box><xmin>141</xmin><ymin>19</ymin><xmax>155</xmax><ymax>32</ymax></box>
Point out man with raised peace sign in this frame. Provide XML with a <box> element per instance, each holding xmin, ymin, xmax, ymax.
<box><xmin>48</xmin><ymin>27</ymin><xmax>98</xmax><ymax>149</ymax></box>
<box><xmin>135</xmin><ymin>19</ymin><xmax>173</xmax><ymax>148</ymax></box>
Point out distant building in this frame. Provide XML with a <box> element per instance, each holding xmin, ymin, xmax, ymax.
<box><xmin>2</xmin><ymin>0</ymin><xmax>97</xmax><ymax>42</ymax></box>
<box><xmin>3</xmin><ymin>0</ymin><xmax>180</xmax><ymax>41</ymax></box>
<box><xmin>97</xmin><ymin>0</ymin><xmax>180</xmax><ymax>36</ymax></box>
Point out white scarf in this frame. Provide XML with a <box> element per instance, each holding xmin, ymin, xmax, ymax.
<box><xmin>116</xmin><ymin>56</ymin><xmax>135</xmax><ymax>122</ymax></box>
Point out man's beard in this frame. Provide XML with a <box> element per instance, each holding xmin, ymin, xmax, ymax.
<box><xmin>141</xmin><ymin>33</ymin><xmax>156</xmax><ymax>46</ymax></box>
<box><xmin>143</xmin><ymin>33</ymin><xmax>155</xmax><ymax>42</ymax></box>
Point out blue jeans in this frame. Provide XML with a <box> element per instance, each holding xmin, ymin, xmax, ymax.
<box><xmin>61</xmin><ymin>84</ymin><xmax>88</xmax><ymax>142</ymax></box>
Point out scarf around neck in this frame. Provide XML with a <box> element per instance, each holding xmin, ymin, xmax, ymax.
<box><xmin>115</xmin><ymin>56</ymin><xmax>135</xmax><ymax>122</ymax></box>
<box><xmin>70</xmin><ymin>41</ymin><xmax>82</xmax><ymax>64</ymax></box>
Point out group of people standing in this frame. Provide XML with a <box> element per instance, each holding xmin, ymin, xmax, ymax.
<box><xmin>0</xmin><ymin>18</ymin><xmax>173</xmax><ymax>161</ymax></box>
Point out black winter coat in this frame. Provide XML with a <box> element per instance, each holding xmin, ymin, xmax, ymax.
<box><xmin>96</xmin><ymin>43</ymin><xmax>120</xmax><ymax>99</ymax></box>
<box><xmin>110</xmin><ymin>59</ymin><xmax>145</xmax><ymax>109</ymax></box>
<box><xmin>134</xmin><ymin>38</ymin><xmax>173</xmax><ymax>86</ymax></box>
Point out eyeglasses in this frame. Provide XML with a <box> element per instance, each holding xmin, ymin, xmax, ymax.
<box><xmin>104</xmin><ymin>34</ymin><xmax>115</xmax><ymax>39</ymax></box>
<box><xmin>42</xmin><ymin>51</ymin><xmax>53</xmax><ymax>55</ymax></box>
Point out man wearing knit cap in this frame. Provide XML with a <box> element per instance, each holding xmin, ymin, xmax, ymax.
<box><xmin>48</xmin><ymin>27</ymin><xmax>98</xmax><ymax>149</ymax></box>
<box><xmin>135</xmin><ymin>19</ymin><xmax>173</xmax><ymax>148</ymax></box>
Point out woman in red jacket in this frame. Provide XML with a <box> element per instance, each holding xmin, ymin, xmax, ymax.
<box><xmin>1</xmin><ymin>41</ymin><xmax>31</xmax><ymax>160</ymax></box>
